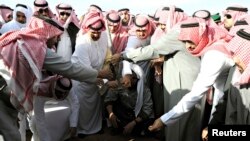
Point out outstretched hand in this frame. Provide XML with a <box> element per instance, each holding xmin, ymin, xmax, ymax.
<box><xmin>148</xmin><ymin>118</ymin><xmax>164</xmax><ymax>132</ymax></box>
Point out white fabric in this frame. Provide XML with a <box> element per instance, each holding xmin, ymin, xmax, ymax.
<box><xmin>124</xmin><ymin>35</ymin><xmax>151</xmax><ymax>53</ymax></box>
<box><xmin>130</xmin><ymin>63</ymin><xmax>144</xmax><ymax>116</ymax></box>
<box><xmin>29</xmin><ymin>92</ymin><xmax>79</xmax><ymax>141</ymax></box>
<box><xmin>0</xmin><ymin>5</ymin><xmax>32</xmax><ymax>34</ymax></box>
<box><xmin>160</xmin><ymin>50</ymin><xmax>235</xmax><ymax>125</ymax></box>
<box><xmin>56</xmin><ymin>30</ymin><xmax>72</xmax><ymax>61</ymax></box>
<box><xmin>43</xmin><ymin>48</ymin><xmax>98</xmax><ymax>83</ymax></box>
<box><xmin>71</xmin><ymin>31</ymin><xmax>108</xmax><ymax>134</ymax></box>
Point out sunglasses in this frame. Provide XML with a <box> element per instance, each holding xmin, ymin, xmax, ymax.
<box><xmin>60</xmin><ymin>12</ymin><xmax>70</xmax><ymax>16</ymax></box>
<box><xmin>136</xmin><ymin>29</ymin><xmax>147</xmax><ymax>33</ymax></box>
<box><xmin>38</xmin><ymin>8</ymin><xmax>49</xmax><ymax>14</ymax></box>
<box><xmin>224</xmin><ymin>14</ymin><xmax>232</xmax><ymax>19</ymax></box>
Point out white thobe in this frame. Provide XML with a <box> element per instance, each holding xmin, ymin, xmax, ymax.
<box><xmin>71</xmin><ymin>32</ymin><xmax>108</xmax><ymax>134</ymax></box>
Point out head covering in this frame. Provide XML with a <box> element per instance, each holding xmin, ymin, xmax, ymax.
<box><xmin>222</xmin><ymin>5</ymin><xmax>248</xmax><ymax>26</ymax></box>
<box><xmin>211</xmin><ymin>13</ymin><xmax>221</xmax><ymax>23</ymax></box>
<box><xmin>130</xmin><ymin>14</ymin><xmax>156</xmax><ymax>38</ymax></box>
<box><xmin>193</xmin><ymin>10</ymin><xmax>211</xmax><ymax>20</ymax></box>
<box><xmin>80</xmin><ymin>11</ymin><xmax>105</xmax><ymax>34</ymax></box>
<box><xmin>0</xmin><ymin>4</ymin><xmax>13</xmax><ymax>22</ymax></box>
<box><xmin>178</xmin><ymin>17</ymin><xmax>228</xmax><ymax>56</ymax></box>
<box><xmin>229</xmin><ymin>14</ymin><xmax>250</xmax><ymax>36</ymax></box>
<box><xmin>106</xmin><ymin>10</ymin><xmax>121</xmax><ymax>27</ymax></box>
<box><xmin>55</xmin><ymin>3</ymin><xmax>80</xmax><ymax>28</ymax></box>
<box><xmin>118</xmin><ymin>8</ymin><xmax>134</xmax><ymax>29</ymax></box>
<box><xmin>105</xmin><ymin>10</ymin><xmax>128</xmax><ymax>53</ymax></box>
<box><xmin>33</xmin><ymin>0</ymin><xmax>54</xmax><ymax>18</ymax></box>
<box><xmin>88</xmin><ymin>4</ymin><xmax>102</xmax><ymax>13</ymax></box>
<box><xmin>0</xmin><ymin>15</ymin><xmax>63</xmax><ymax>112</ymax></box>
<box><xmin>226</xmin><ymin>27</ymin><xmax>250</xmax><ymax>85</ymax></box>
<box><xmin>0</xmin><ymin>4</ymin><xmax>33</xmax><ymax>34</ymax></box>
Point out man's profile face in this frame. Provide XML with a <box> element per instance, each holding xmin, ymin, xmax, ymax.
<box><xmin>16</xmin><ymin>11</ymin><xmax>26</xmax><ymax>24</ymax></box>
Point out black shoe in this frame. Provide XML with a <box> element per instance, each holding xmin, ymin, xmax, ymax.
<box><xmin>78</xmin><ymin>133</ymin><xmax>87</xmax><ymax>138</ymax></box>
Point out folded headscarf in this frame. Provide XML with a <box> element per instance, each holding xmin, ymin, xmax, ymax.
<box><xmin>178</xmin><ymin>17</ymin><xmax>229</xmax><ymax>56</ymax></box>
<box><xmin>55</xmin><ymin>3</ymin><xmax>80</xmax><ymax>28</ymax></box>
<box><xmin>130</xmin><ymin>14</ymin><xmax>156</xmax><ymax>38</ymax></box>
<box><xmin>0</xmin><ymin>4</ymin><xmax>13</xmax><ymax>22</ymax></box>
<box><xmin>33</xmin><ymin>0</ymin><xmax>54</xmax><ymax>18</ymax></box>
<box><xmin>80</xmin><ymin>11</ymin><xmax>105</xmax><ymax>34</ymax></box>
<box><xmin>106</xmin><ymin>10</ymin><xmax>128</xmax><ymax>53</ymax></box>
<box><xmin>226</xmin><ymin>27</ymin><xmax>250</xmax><ymax>85</ymax></box>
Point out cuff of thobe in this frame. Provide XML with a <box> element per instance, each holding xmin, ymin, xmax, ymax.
<box><xmin>160</xmin><ymin>110</ymin><xmax>177</xmax><ymax>125</ymax></box>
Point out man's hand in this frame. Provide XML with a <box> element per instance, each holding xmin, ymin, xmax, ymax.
<box><xmin>96</xmin><ymin>78</ymin><xmax>104</xmax><ymax>86</ymax></box>
<box><xmin>109</xmin><ymin>112</ymin><xmax>119</xmax><ymax>128</ymax></box>
<box><xmin>123</xmin><ymin>120</ymin><xmax>136</xmax><ymax>135</ymax></box>
<box><xmin>201</xmin><ymin>127</ymin><xmax>208</xmax><ymax>141</ymax></box>
<box><xmin>98</xmin><ymin>69</ymin><xmax>113</xmax><ymax>80</ymax></box>
<box><xmin>111</xmin><ymin>53</ymin><xmax>121</xmax><ymax>65</ymax></box>
<box><xmin>148</xmin><ymin>118</ymin><xmax>164</xmax><ymax>132</ymax></box>
<box><xmin>107</xmin><ymin>80</ymin><xmax>119</xmax><ymax>89</ymax></box>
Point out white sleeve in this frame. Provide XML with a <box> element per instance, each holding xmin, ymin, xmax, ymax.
<box><xmin>43</xmin><ymin>48</ymin><xmax>98</xmax><ymax>83</ymax></box>
<box><xmin>124</xmin><ymin>36</ymin><xmax>141</xmax><ymax>52</ymax></box>
<box><xmin>67</xmin><ymin>92</ymin><xmax>79</xmax><ymax>127</ymax></box>
<box><xmin>160</xmin><ymin>50</ymin><xmax>233</xmax><ymax>125</ymax></box>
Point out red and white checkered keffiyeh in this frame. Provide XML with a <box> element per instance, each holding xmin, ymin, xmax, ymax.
<box><xmin>178</xmin><ymin>17</ymin><xmax>229</xmax><ymax>56</ymax></box>
<box><xmin>33</xmin><ymin>0</ymin><xmax>54</xmax><ymax>18</ymax></box>
<box><xmin>222</xmin><ymin>5</ymin><xmax>248</xmax><ymax>25</ymax></box>
<box><xmin>79</xmin><ymin>10</ymin><xmax>105</xmax><ymax>34</ymax></box>
<box><xmin>226</xmin><ymin>27</ymin><xmax>250</xmax><ymax>85</ymax></box>
<box><xmin>0</xmin><ymin>4</ymin><xmax>13</xmax><ymax>22</ymax></box>
<box><xmin>129</xmin><ymin>14</ymin><xmax>156</xmax><ymax>38</ymax></box>
<box><xmin>105</xmin><ymin>10</ymin><xmax>128</xmax><ymax>53</ymax></box>
<box><xmin>55</xmin><ymin>3</ymin><xmax>80</xmax><ymax>29</ymax></box>
<box><xmin>0</xmin><ymin>16</ymin><xmax>63</xmax><ymax>112</ymax></box>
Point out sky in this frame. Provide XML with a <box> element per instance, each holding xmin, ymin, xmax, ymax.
<box><xmin>1</xmin><ymin>0</ymin><xmax>249</xmax><ymax>17</ymax></box>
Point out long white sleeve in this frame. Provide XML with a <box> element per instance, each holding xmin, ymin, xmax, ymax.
<box><xmin>160</xmin><ymin>50</ymin><xmax>235</xmax><ymax>125</ymax></box>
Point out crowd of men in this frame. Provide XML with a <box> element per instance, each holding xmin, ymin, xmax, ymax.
<box><xmin>1</xmin><ymin>0</ymin><xmax>250</xmax><ymax>141</ymax></box>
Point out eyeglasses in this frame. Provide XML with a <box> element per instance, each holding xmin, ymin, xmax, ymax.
<box><xmin>60</xmin><ymin>12</ymin><xmax>70</xmax><ymax>16</ymax></box>
<box><xmin>38</xmin><ymin>8</ymin><xmax>49</xmax><ymax>14</ymax></box>
<box><xmin>224</xmin><ymin>14</ymin><xmax>232</xmax><ymax>19</ymax></box>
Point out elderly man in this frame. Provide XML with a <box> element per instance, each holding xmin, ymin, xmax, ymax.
<box><xmin>0</xmin><ymin>3</ymin><xmax>32</xmax><ymax>34</ymax></box>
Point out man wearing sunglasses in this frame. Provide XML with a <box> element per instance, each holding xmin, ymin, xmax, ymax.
<box><xmin>222</xmin><ymin>5</ymin><xmax>248</xmax><ymax>31</ymax></box>
<box><xmin>33</xmin><ymin>0</ymin><xmax>54</xmax><ymax>18</ymax></box>
<box><xmin>55</xmin><ymin>3</ymin><xmax>80</xmax><ymax>61</ymax></box>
